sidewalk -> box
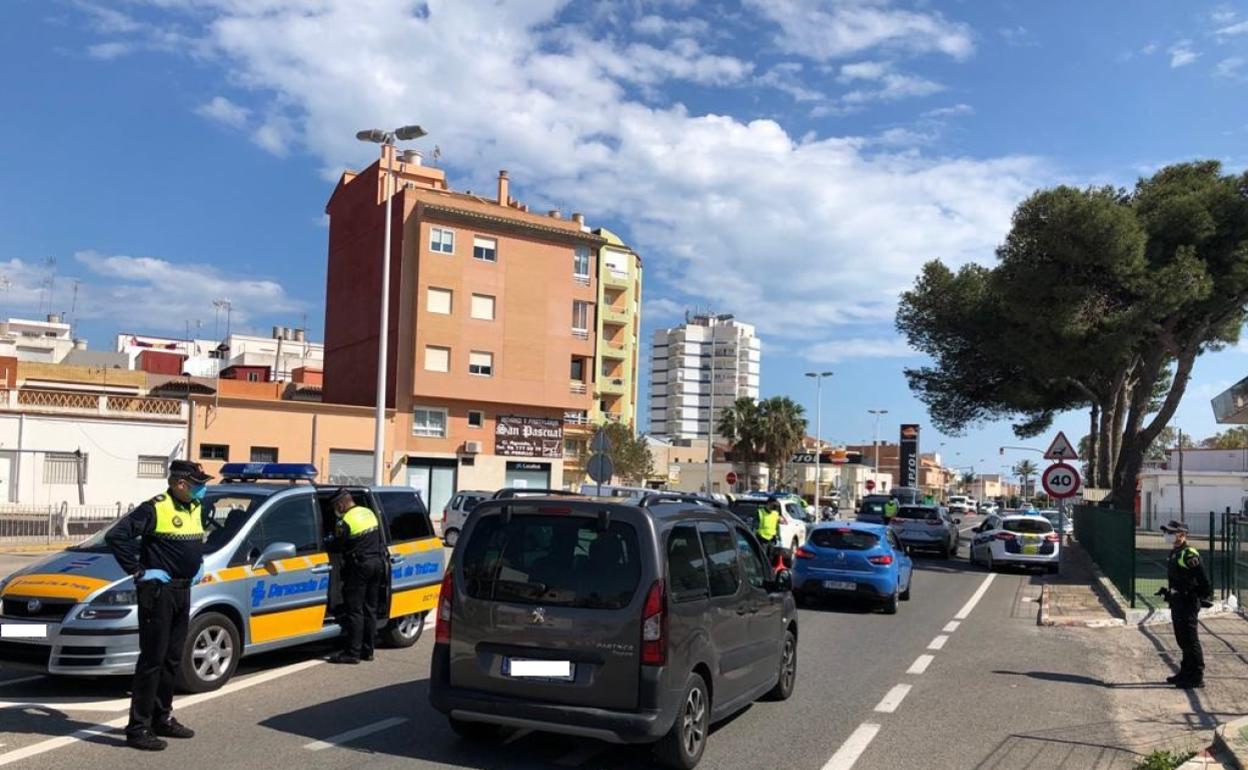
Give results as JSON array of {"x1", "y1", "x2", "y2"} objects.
[{"x1": 1039, "y1": 542, "x2": 1128, "y2": 627}]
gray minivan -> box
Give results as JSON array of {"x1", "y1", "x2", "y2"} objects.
[{"x1": 429, "y1": 494, "x2": 798, "y2": 768}]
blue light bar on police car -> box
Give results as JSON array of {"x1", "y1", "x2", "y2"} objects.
[{"x1": 219, "y1": 463, "x2": 318, "y2": 481}]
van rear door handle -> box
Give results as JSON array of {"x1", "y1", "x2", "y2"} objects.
[
  {"x1": 310, "y1": 565, "x2": 332, "y2": 574},
  {"x1": 389, "y1": 555, "x2": 404, "y2": 564}
]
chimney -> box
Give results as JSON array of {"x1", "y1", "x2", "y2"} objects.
[
  {"x1": 497, "y1": 170, "x2": 509, "y2": 205},
  {"x1": 548, "y1": 209, "x2": 562, "y2": 219},
  {"x1": 572, "y1": 212, "x2": 585, "y2": 225},
  {"x1": 294, "y1": 328, "x2": 306, "y2": 342},
  {"x1": 272, "y1": 325, "x2": 283, "y2": 339},
  {"x1": 401, "y1": 149, "x2": 422, "y2": 166}
]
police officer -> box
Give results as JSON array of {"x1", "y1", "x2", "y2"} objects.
[
  {"x1": 883, "y1": 497, "x2": 899, "y2": 524},
  {"x1": 328, "y1": 488, "x2": 387, "y2": 665},
  {"x1": 105, "y1": 460, "x2": 212, "y2": 751},
  {"x1": 756, "y1": 497, "x2": 781, "y2": 545},
  {"x1": 1158, "y1": 520, "x2": 1213, "y2": 689}
]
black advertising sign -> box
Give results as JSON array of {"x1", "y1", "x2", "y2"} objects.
[
  {"x1": 495, "y1": 416, "x2": 563, "y2": 458},
  {"x1": 899, "y1": 424, "x2": 920, "y2": 488}
]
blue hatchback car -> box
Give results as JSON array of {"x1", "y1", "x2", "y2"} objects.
[{"x1": 791, "y1": 522, "x2": 914, "y2": 614}]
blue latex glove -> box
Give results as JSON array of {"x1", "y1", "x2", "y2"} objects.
[
  {"x1": 192, "y1": 564, "x2": 204, "y2": 584},
  {"x1": 138, "y1": 568, "x2": 171, "y2": 584}
]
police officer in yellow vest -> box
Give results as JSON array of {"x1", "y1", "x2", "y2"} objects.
[
  {"x1": 1158, "y1": 520, "x2": 1213, "y2": 688},
  {"x1": 106, "y1": 460, "x2": 213, "y2": 751},
  {"x1": 328, "y1": 488, "x2": 387, "y2": 665},
  {"x1": 757, "y1": 498, "x2": 781, "y2": 545}
]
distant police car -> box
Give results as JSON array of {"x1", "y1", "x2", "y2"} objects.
[{"x1": 0, "y1": 463, "x2": 443, "y2": 691}]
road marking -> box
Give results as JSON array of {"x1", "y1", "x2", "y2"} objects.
[
  {"x1": 304, "y1": 717, "x2": 408, "y2": 751},
  {"x1": 0, "y1": 695, "x2": 130, "y2": 712},
  {"x1": 954, "y1": 573, "x2": 997, "y2": 620},
  {"x1": 0, "y1": 676, "x2": 44, "y2": 688},
  {"x1": 554, "y1": 743, "x2": 609, "y2": 766},
  {"x1": 873, "y1": 684, "x2": 911, "y2": 714},
  {"x1": 907, "y1": 654, "x2": 934, "y2": 675},
  {"x1": 0, "y1": 658, "x2": 324, "y2": 766},
  {"x1": 928, "y1": 635, "x2": 949, "y2": 651},
  {"x1": 822, "y1": 723, "x2": 881, "y2": 770},
  {"x1": 943, "y1": 621, "x2": 960, "y2": 633}
]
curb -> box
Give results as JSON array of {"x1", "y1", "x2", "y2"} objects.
[{"x1": 1215, "y1": 715, "x2": 1248, "y2": 769}]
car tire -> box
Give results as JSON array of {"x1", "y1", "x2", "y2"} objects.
[
  {"x1": 177, "y1": 611, "x2": 241, "y2": 693},
  {"x1": 448, "y1": 716, "x2": 501, "y2": 742},
  {"x1": 985, "y1": 551, "x2": 996, "y2": 572},
  {"x1": 883, "y1": 588, "x2": 899, "y2": 615},
  {"x1": 382, "y1": 611, "x2": 425, "y2": 648},
  {"x1": 765, "y1": 628, "x2": 798, "y2": 701},
  {"x1": 444, "y1": 528, "x2": 459, "y2": 548},
  {"x1": 900, "y1": 580, "x2": 911, "y2": 601},
  {"x1": 654, "y1": 673, "x2": 710, "y2": 769}
]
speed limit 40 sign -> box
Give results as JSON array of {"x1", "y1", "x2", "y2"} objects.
[{"x1": 1041, "y1": 462, "x2": 1081, "y2": 499}]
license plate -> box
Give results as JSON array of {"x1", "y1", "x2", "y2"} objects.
[
  {"x1": 504, "y1": 658, "x2": 574, "y2": 680},
  {"x1": 1022, "y1": 536, "x2": 1040, "y2": 555},
  {"x1": 0, "y1": 623, "x2": 47, "y2": 639},
  {"x1": 822, "y1": 580, "x2": 856, "y2": 591}
]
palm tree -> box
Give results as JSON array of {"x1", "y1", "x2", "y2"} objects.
[
  {"x1": 1014, "y1": 460, "x2": 1038, "y2": 499},
  {"x1": 717, "y1": 397, "x2": 763, "y2": 461},
  {"x1": 960, "y1": 471, "x2": 975, "y2": 491},
  {"x1": 758, "y1": 396, "x2": 807, "y2": 489}
]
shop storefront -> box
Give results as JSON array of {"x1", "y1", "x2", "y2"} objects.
[
  {"x1": 504, "y1": 460, "x2": 551, "y2": 489},
  {"x1": 406, "y1": 456, "x2": 457, "y2": 517}
]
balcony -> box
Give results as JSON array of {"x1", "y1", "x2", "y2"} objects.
[
  {"x1": 1, "y1": 389, "x2": 187, "y2": 422},
  {"x1": 602, "y1": 270, "x2": 631, "y2": 290},
  {"x1": 601, "y1": 305, "x2": 630, "y2": 324},
  {"x1": 569, "y1": 381, "x2": 588, "y2": 395},
  {"x1": 598, "y1": 378, "x2": 627, "y2": 396},
  {"x1": 602, "y1": 340, "x2": 628, "y2": 359}
]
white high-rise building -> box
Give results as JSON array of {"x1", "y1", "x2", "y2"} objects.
[{"x1": 649, "y1": 314, "x2": 761, "y2": 440}]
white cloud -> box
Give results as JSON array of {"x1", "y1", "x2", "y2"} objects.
[
  {"x1": 195, "y1": 96, "x2": 250, "y2": 129},
  {"x1": 87, "y1": 41, "x2": 134, "y2": 60},
  {"x1": 1215, "y1": 57, "x2": 1246, "y2": 79},
  {"x1": 1212, "y1": 5, "x2": 1239, "y2": 25},
  {"x1": 744, "y1": 0, "x2": 974, "y2": 61},
  {"x1": 79, "y1": 0, "x2": 1042, "y2": 343},
  {"x1": 1169, "y1": 40, "x2": 1199, "y2": 68},
  {"x1": 756, "y1": 63, "x2": 825, "y2": 102},
  {"x1": 998, "y1": 26, "x2": 1036, "y2": 48},
  {"x1": 803, "y1": 337, "x2": 916, "y2": 363},
  {"x1": 631, "y1": 14, "x2": 708, "y2": 38},
  {"x1": 923, "y1": 103, "x2": 974, "y2": 118},
  {"x1": 838, "y1": 60, "x2": 943, "y2": 103}
]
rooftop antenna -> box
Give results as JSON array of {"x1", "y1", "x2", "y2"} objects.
[
  {"x1": 42, "y1": 256, "x2": 56, "y2": 316},
  {"x1": 0, "y1": 275, "x2": 11, "y2": 319},
  {"x1": 212, "y1": 298, "x2": 232, "y2": 339},
  {"x1": 67, "y1": 280, "x2": 80, "y2": 336}
]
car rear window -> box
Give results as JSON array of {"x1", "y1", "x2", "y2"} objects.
[
  {"x1": 1004, "y1": 518, "x2": 1053, "y2": 534},
  {"x1": 729, "y1": 502, "x2": 764, "y2": 528},
  {"x1": 461, "y1": 514, "x2": 641, "y2": 609},
  {"x1": 896, "y1": 507, "x2": 939, "y2": 520},
  {"x1": 811, "y1": 528, "x2": 879, "y2": 550},
  {"x1": 377, "y1": 491, "x2": 433, "y2": 541}
]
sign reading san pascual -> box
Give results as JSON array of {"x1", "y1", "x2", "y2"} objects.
[{"x1": 495, "y1": 415, "x2": 563, "y2": 458}]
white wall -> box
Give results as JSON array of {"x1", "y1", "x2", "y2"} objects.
[
  {"x1": 0, "y1": 414, "x2": 185, "y2": 507},
  {"x1": 1140, "y1": 470, "x2": 1248, "y2": 532}
]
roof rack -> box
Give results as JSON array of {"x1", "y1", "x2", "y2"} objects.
[
  {"x1": 639, "y1": 493, "x2": 725, "y2": 509},
  {"x1": 490, "y1": 488, "x2": 581, "y2": 500},
  {"x1": 219, "y1": 463, "x2": 318, "y2": 484}
]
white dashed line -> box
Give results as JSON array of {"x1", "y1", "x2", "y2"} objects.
[
  {"x1": 822, "y1": 723, "x2": 881, "y2": 770},
  {"x1": 943, "y1": 621, "x2": 960, "y2": 633},
  {"x1": 954, "y1": 573, "x2": 997, "y2": 620},
  {"x1": 873, "y1": 684, "x2": 912, "y2": 714},
  {"x1": 928, "y1": 635, "x2": 949, "y2": 651},
  {"x1": 303, "y1": 717, "x2": 408, "y2": 751},
  {"x1": 906, "y1": 654, "x2": 934, "y2": 675}
]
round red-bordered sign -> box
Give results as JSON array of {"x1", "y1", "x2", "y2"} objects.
[
  {"x1": 726, "y1": 471, "x2": 738, "y2": 485},
  {"x1": 865, "y1": 479, "x2": 876, "y2": 492},
  {"x1": 1041, "y1": 462, "x2": 1082, "y2": 499}
]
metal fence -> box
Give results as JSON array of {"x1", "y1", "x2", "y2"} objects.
[
  {"x1": 1072, "y1": 505, "x2": 1135, "y2": 601},
  {"x1": 1238, "y1": 518, "x2": 1248, "y2": 611},
  {"x1": 0, "y1": 503, "x2": 130, "y2": 546}
]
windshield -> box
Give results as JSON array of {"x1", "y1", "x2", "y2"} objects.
[
  {"x1": 812, "y1": 529, "x2": 879, "y2": 550},
  {"x1": 1004, "y1": 518, "x2": 1053, "y2": 534},
  {"x1": 68, "y1": 491, "x2": 269, "y2": 554}
]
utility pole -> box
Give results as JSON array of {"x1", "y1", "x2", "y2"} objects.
[
  {"x1": 806, "y1": 372, "x2": 833, "y2": 516},
  {"x1": 1178, "y1": 426, "x2": 1186, "y2": 524},
  {"x1": 869, "y1": 409, "x2": 888, "y2": 477},
  {"x1": 705, "y1": 315, "x2": 715, "y2": 496}
]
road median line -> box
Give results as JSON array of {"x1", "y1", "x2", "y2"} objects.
[
  {"x1": 303, "y1": 716, "x2": 408, "y2": 751},
  {"x1": 822, "y1": 723, "x2": 881, "y2": 770},
  {"x1": 906, "y1": 654, "x2": 934, "y2": 675}
]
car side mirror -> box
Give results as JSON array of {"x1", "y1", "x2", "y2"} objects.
[
  {"x1": 254, "y1": 541, "x2": 297, "y2": 570},
  {"x1": 772, "y1": 569, "x2": 793, "y2": 592}
]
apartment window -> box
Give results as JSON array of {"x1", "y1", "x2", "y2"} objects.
[
  {"x1": 470, "y1": 293, "x2": 495, "y2": 320},
  {"x1": 564, "y1": 439, "x2": 584, "y2": 458},
  {"x1": 570, "y1": 357, "x2": 585, "y2": 381},
  {"x1": 413, "y1": 407, "x2": 448, "y2": 438},
  {"x1": 430, "y1": 227, "x2": 455, "y2": 254},
  {"x1": 572, "y1": 301, "x2": 591, "y2": 335},
  {"x1": 427, "y1": 287, "x2": 452, "y2": 315},
  {"x1": 424, "y1": 345, "x2": 450, "y2": 373},
  {"x1": 137, "y1": 455, "x2": 168, "y2": 479},
  {"x1": 200, "y1": 444, "x2": 229, "y2": 461},
  {"x1": 573, "y1": 246, "x2": 591, "y2": 281},
  {"x1": 473, "y1": 236, "x2": 497, "y2": 262},
  {"x1": 44, "y1": 452, "x2": 87, "y2": 484},
  {"x1": 467, "y1": 410, "x2": 484, "y2": 428},
  {"x1": 247, "y1": 371, "x2": 262, "y2": 382},
  {"x1": 468, "y1": 351, "x2": 494, "y2": 377},
  {"x1": 250, "y1": 447, "x2": 279, "y2": 463}
]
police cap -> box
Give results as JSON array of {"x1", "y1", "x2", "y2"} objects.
[
  {"x1": 331, "y1": 488, "x2": 354, "y2": 506},
  {"x1": 1160, "y1": 519, "x2": 1190, "y2": 534},
  {"x1": 169, "y1": 460, "x2": 213, "y2": 484}
]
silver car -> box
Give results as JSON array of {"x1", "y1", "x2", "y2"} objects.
[
  {"x1": 889, "y1": 505, "x2": 961, "y2": 558},
  {"x1": 0, "y1": 465, "x2": 443, "y2": 692},
  {"x1": 441, "y1": 490, "x2": 490, "y2": 547}
]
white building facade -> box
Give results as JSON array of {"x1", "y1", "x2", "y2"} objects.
[
  {"x1": 649, "y1": 314, "x2": 761, "y2": 440},
  {"x1": 116, "y1": 327, "x2": 324, "y2": 381},
  {"x1": 0, "y1": 316, "x2": 81, "y2": 364}
]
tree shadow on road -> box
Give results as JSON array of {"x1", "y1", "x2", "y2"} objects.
[{"x1": 990, "y1": 669, "x2": 1173, "y2": 689}]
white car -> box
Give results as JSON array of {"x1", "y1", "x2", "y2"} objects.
[
  {"x1": 946, "y1": 495, "x2": 971, "y2": 515},
  {"x1": 728, "y1": 497, "x2": 810, "y2": 553},
  {"x1": 441, "y1": 489, "x2": 491, "y2": 546},
  {"x1": 968, "y1": 514, "x2": 1060, "y2": 573}
]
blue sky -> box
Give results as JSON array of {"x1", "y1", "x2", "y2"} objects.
[{"x1": 1, "y1": 0, "x2": 1247, "y2": 480}]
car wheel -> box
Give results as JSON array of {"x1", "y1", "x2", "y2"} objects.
[
  {"x1": 444, "y1": 528, "x2": 459, "y2": 547},
  {"x1": 985, "y1": 551, "x2": 996, "y2": 573},
  {"x1": 382, "y1": 611, "x2": 425, "y2": 648},
  {"x1": 765, "y1": 629, "x2": 797, "y2": 701},
  {"x1": 900, "y1": 578, "x2": 911, "y2": 601},
  {"x1": 177, "y1": 611, "x2": 240, "y2": 693},
  {"x1": 883, "y1": 588, "x2": 899, "y2": 615},
  {"x1": 448, "y1": 716, "x2": 501, "y2": 742},
  {"x1": 655, "y1": 673, "x2": 710, "y2": 769}
]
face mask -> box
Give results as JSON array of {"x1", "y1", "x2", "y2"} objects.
[
  {"x1": 1164, "y1": 533, "x2": 1176, "y2": 546},
  {"x1": 190, "y1": 483, "x2": 207, "y2": 502}
]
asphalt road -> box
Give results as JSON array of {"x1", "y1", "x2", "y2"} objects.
[{"x1": 0, "y1": 531, "x2": 1138, "y2": 769}]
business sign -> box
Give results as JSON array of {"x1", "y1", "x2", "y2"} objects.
[
  {"x1": 790, "y1": 450, "x2": 864, "y2": 465},
  {"x1": 495, "y1": 416, "x2": 563, "y2": 458},
  {"x1": 899, "y1": 424, "x2": 920, "y2": 488}
]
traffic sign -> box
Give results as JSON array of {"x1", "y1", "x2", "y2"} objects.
[
  {"x1": 726, "y1": 471, "x2": 738, "y2": 485},
  {"x1": 1041, "y1": 462, "x2": 1081, "y2": 498},
  {"x1": 865, "y1": 479, "x2": 876, "y2": 492},
  {"x1": 590, "y1": 428, "x2": 613, "y2": 454},
  {"x1": 587, "y1": 454, "x2": 614, "y2": 484},
  {"x1": 1044, "y1": 431, "x2": 1078, "y2": 461}
]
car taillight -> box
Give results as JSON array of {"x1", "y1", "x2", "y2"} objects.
[
  {"x1": 868, "y1": 554, "x2": 893, "y2": 566},
  {"x1": 641, "y1": 579, "x2": 666, "y2": 666},
  {"x1": 795, "y1": 546, "x2": 815, "y2": 560},
  {"x1": 1044, "y1": 533, "x2": 1060, "y2": 542},
  {"x1": 995, "y1": 532, "x2": 1016, "y2": 541},
  {"x1": 435, "y1": 568, "x2": 453, "y2": 645}
]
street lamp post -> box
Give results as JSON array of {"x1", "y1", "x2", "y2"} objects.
[
  {"x1": 868, "y1": 409, "x2": 888, "y2": 475},
  {"x1": 806, "y1": 371, "x2": 833, "y2": 516},
  {"x1": 706, "y1": 316, "x2": 715, "y2": 495},
  {"x1": 356, "y1": 124, "x2": 427, "y2": 485}
]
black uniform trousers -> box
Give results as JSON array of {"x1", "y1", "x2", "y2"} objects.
[
  {"x1": 128, "y1": 580, "x2": 191, "y2": 736},
  {"x1": 1171, "y1": 595, "x2": 1205, "y2": 681},
  {"x1": 342, "y1": 557, "x2": 385, "y2": 658}
]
